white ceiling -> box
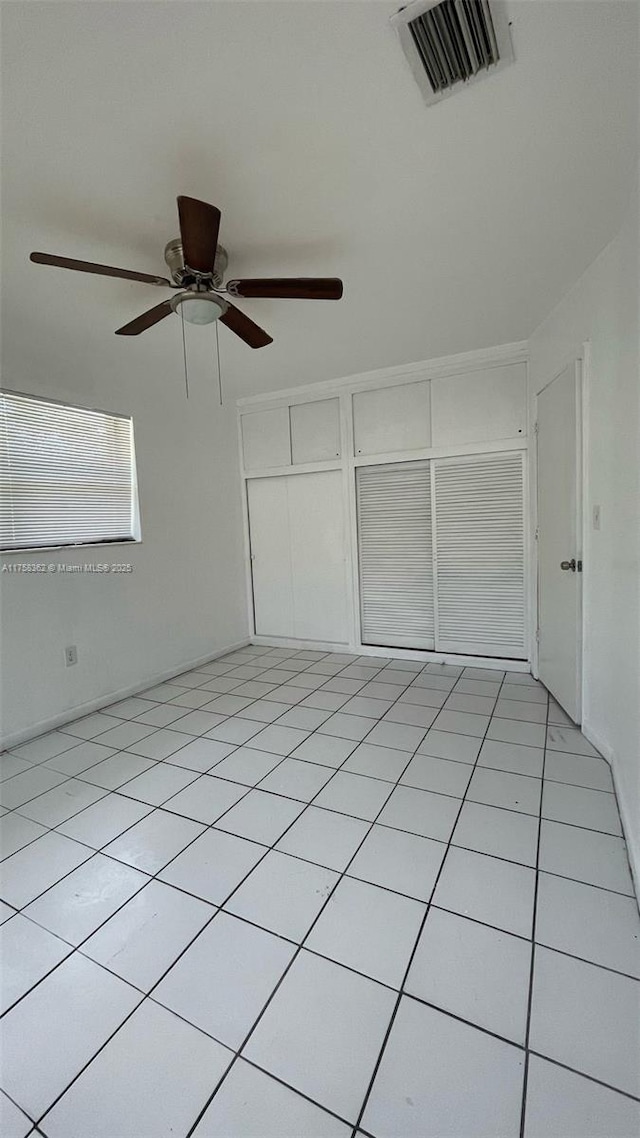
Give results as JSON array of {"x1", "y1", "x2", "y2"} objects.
[{"x1": 2, "y1": 0, "x2": 638, "y2": 399}]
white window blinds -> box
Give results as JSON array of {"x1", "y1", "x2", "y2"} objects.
[
  {"x1": 433, "y1": 452, "x2": 525, "y2": 657},
  {"x1": 357, "y1": 462, "x2": 435, "y2": 649},
  {"x1": 0, "y1": 390, "x2": 140, "y2": 552}
]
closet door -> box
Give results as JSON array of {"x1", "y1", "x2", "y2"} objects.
[
  {"x1": 288, "y1": 471, "x2": 348, "y2": 643},
  {"x1": 433, "y1": 452, "x2": 526, "y2": 658},
  {"x1": 356, "y1": 462, "x2": 434, "y2": 649},
  {"x1": 247, "y1": 478, "x2": 294, "y2": 637},
  {"x1": 248, "y1": 471, "x2": 348, "y2": 643}
]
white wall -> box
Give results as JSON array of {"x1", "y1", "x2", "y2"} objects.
[
  {"x1": 528, "y1": 178, "x2": 640, "y2": 881},
  {"x1": 0, "y1": 323, "x2": 249, "y2": 746}
]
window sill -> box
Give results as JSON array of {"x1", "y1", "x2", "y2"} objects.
[{"x1": 1, "y1": 539, "x2": 142, "y2": 556}]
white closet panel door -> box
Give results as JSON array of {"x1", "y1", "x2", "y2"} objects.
[
  {"x1": 241, "y1": 408, "x2": 291, "y2": 471},
  {"x1": 288, "y1": 471, "x2": 348, "y2": 643},
  {"x1": 433, "y1": 452, "x2": 526, "y2": 659},
  {"x1": 353, "y1": 382, "x2": 431, "y2": 456},
  {"x1": 430, "y1": 363, "x2": 526, "y2": 447},
  {"x1": 357, "y1": 462, "x2": 434, "y2": 649},
  {"x1": 247, "y1": 478, "x2": 294, "y2": 637},
  {"x1": 290, "y1": 399, "x2": 341, "y2": 464}
]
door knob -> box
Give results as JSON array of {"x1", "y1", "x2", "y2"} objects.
[{"x1": 560, "y1": 559, "x2": 576, "y2": 572}]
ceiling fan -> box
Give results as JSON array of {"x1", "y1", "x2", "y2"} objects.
[{"x1": 30, "y1": 196, "x2": 343, "y2": 349}]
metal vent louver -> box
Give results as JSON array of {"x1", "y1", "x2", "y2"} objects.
[{"x1": 391, "y1": 0, "x2": 514, "y2": 106}]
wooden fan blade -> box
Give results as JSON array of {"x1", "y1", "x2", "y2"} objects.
[
  {"x1": 177, "y1": 196, "x2": 221, "y2": 275},
  {"x1": 115, "y1": 300, "x2": 174, "y2": 336},
  {"x1": 30, "y1": 252, "x2": 170, "y2": 286},
  {"x1": 227, "y1": 277, "x2": 343, "y2": 300},
  {"x1": 220, "y1": 302, "x2": 273, "y2": 349}
]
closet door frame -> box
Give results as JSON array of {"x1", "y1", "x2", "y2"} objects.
[{"x1": 238, "y1": 376, "x2": 532, "y2": 669}]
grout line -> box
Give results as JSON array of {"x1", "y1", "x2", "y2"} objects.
[
  {"x1": 521, "y1": 940, "x2": 640, "y2": 983},
  {"x1": 233, "y1": 1053, "x2": 355, "y2": 1130},
  {"x1": 525, "y1": 1050, "x2": 640, "y2": 1104},
  {"x1": 518, "y1": 677, "x2": 550, "y2": 1138},
  {"x1": 0, "y1": 1089, "x2": 37, "y2": 1129},
  {"x1": 400, "y1": 990, "x2": 526, "y2": 1050}
]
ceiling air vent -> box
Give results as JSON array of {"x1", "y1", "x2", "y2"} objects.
[{"x1": 391, "y1": 0, "x2": 514, "y2": 107}]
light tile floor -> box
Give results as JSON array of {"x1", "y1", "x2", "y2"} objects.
[{"x1": 1, "y1": 644, "x2": 639, "y2": 1138}]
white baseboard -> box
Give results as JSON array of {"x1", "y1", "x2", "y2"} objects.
[
  {"x1": 615, "y1": 780, "x2": 640, "y2": 907},
  {"x1": 581, "y1": 719, "x2": 640, "y2": 904},
  {"x1": 251, "y1": 636, "x2": 529, "y2": 672},
  {"x1": 346, "y1": 647, "x2": 529, "y2": 671},
  {"x1": 251, "y1": 635, "x2": 351, "y2": 653},
  {"x1": 580, "y1": 720, "x2": 613, "y2": 765},
  {"x1": 1, "y1": 637, "x2": 251, "y2": 751}
]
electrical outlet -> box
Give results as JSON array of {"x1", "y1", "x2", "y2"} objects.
[
  {"x1": 593, "y1": 505, "x2": 601, "y2": 531},
  {"x1": 64, "y1": 645, "x2": 78, "y2": 667}
]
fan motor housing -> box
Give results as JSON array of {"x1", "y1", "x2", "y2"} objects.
[{"x1": 164, "y1": 239, "x2": 228, "y2": 288}]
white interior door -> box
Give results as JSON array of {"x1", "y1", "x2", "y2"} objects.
[
  {"x1": 247, "y1": 477, "x2": 294, "y2": 638},
  {"x1": 288, "y1": 470, "x2": 348, "y2": 642},
  {"x1": 247, "y1": 471, "x2": 348, "y2": 643},
  {"x1": 537, "y1": 361, "x2": 582, "y2": 722}
]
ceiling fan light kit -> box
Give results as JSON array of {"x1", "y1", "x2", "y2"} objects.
[
  {"x1": 29, "y1": 195, "x2": 343, "y2": 350},
  {"x1": 170, "y1": 291, "x2": 227, "y2": 325}
]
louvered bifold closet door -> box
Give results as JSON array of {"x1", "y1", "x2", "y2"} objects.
[
  {"x1": 433, "y1": 452, "x2": 526, "y2": 658},
  {"x1": 357, "y1": 462, "x2": 434, "y2": 649}
]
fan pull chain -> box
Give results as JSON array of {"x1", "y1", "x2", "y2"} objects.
[
  {"x1": 180, "y1": 306, "x2": 189, "y2": 400},
  {"x1": 215, "y1": 320, "x2": 223, "y2": 405}
]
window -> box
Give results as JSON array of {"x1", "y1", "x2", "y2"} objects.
[{"x1": 0, "y1": 390, "x2": 140, "y2": 552}]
